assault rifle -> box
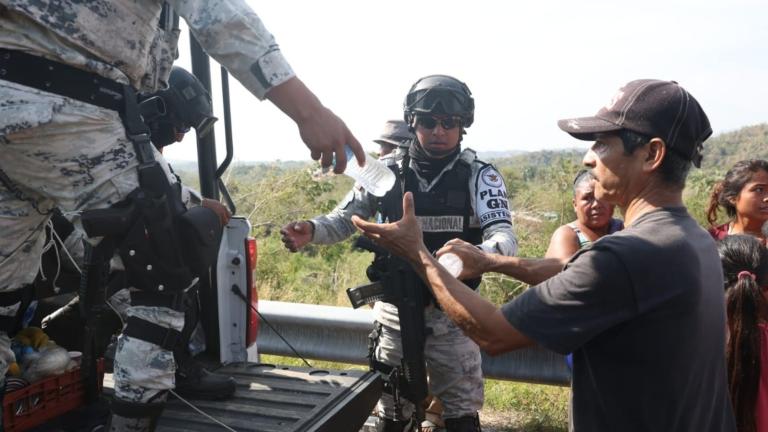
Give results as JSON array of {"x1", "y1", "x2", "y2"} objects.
[{"x1": 347, "y1": 236, "x2": 428, "y2": 416}]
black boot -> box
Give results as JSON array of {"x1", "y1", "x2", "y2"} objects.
[
  {"x1": 445, "y1": 413, "x2": 482, "y2": 432},
  {"x1": 382, "y1": 418, "x2": 416, "y2": 432},
  {"x1": 174, "y1": 354, "x2": 236, "y2": 400},
  {"x1": 171, "y1": 289, "x2": 236, "y2": 401},
  {"x1": 107, "y1": 398, "x2": 166, "y2": 432}
]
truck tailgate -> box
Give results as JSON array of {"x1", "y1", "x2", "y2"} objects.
[{"x1": 157, "y1": 363, "x2": 381, "y2": 432}]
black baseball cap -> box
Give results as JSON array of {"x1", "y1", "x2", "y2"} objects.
[{"x1": 558, "y1": 79, "x2": 712, "y2": 167}]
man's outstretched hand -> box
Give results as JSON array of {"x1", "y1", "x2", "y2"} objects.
[{"x1": 351, "y1": 192, "x2": 424, "y2": 264}]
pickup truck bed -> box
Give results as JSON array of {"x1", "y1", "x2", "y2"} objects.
[{"x1": 154, "y1": 363, "x2": 381, "y2": 432}]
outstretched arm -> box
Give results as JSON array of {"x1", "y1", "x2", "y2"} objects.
[
  {"x1": 173, "y1": 0, "x2": 365, "y2": 173},
  {"x1": 436, "y1": 240, "x2": 564, "y2": 285},
  {"x1": 266, "y1": 77, "x2": 364, "y2": 173},
  {"x1": 352, "y1": 193, "x2": 534, "y2": 355}
]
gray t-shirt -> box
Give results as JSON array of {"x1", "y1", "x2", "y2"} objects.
[{"x1": 502, "y1": 207, "x2": 736, "y2": 431}]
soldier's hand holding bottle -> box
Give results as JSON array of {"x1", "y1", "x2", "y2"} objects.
[{"x1": 266, "y1": 77, "x2": 365, "y2": 174}]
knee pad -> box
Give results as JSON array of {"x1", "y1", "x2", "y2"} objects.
[
  {"x1": 445, "y1": 413, "x2": 481, "y2": 432},
  {"x1": 122, "y1": 316, "x2": 182, "y2": 352},
  {"x1": 121, "y1": 291, "x2": 185, "y2": 351},
  {"x1": 131, "y1": 289, "x2": 199, "y2": 359}
]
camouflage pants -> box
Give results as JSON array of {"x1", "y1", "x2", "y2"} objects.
[
  {"x1": 373, "y1": 303, "x2": 484, "y2": 421},
  {"x1": 0, "y1": 79, "x2": 183, "y2": 404}
]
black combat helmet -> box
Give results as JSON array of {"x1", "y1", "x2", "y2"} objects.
[
  {"x1": 140, "y1": 66, "x2": 218, "y2": 149},
  {"x1": 403, "y1": 74, "x2": 474, "y2": 128}
]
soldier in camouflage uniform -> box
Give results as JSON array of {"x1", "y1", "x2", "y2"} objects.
[
  {"x1": 0, "y1": 1, "x2": 364, "y2": 430},
  {"x1": 39, "y1": 66, "x2": 238, "y2": 401},
  {"x1": 281, "y1": 76, "x2": 518, "y2": 432}
]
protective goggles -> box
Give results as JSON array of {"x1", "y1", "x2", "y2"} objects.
[
  {"x1": 193, "y1": 115, "x2": 218, "y2": 138},
  {"x1": 406, "y1": 88, "x2": 472, "y2": 116},
  {"x1": 174, "y1": 115, "x2": 217, "y2": 138},
  {"x1": 415, "y1": 115, "x2": 463, "y2": 130}
]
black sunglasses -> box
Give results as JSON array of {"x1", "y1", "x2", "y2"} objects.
[{"x1": 416, "y1": 116, "x2": 463, "y2": 130}]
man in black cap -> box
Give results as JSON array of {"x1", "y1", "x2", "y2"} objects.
[{"x1": 352, "y1": 79, "x2": 737, "y2": 431}]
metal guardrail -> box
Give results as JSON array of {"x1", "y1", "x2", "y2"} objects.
[{"x1": 255, "y1": 300, "x2": 570, "y2": 386}]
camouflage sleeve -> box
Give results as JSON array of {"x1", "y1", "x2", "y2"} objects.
[
  {"x1": 180, "y1": 184, "x2": 202, "y2": 208},
  {"x1": 310, "y1": 186, "x2": 378, "y2": 245},
  {"x1": 471, "y1": 163, "x2": 518, "y2": 257},
  {"x1": 480, "y1": 223, "x2": 518, "y2": 257},
  {"x1": 171, "y1": 0, "x2": 295, "y2": 100}
]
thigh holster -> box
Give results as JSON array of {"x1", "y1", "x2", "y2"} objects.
[
  {"x1": 117, "y1": 190, "x2": 195, "y2": 293},
  {"x1": 82, "y1": 189, "x2": 222, "y2": 294}
]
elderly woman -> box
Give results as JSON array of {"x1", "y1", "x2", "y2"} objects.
[{"x1": 546, "y1": 170, "x2": 623, "y2": 262}]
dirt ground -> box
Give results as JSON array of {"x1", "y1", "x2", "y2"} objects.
[
  {"x1": 479, "y1": 408, "x2": 522, "y2": 431},
  {"x1": 479, "y1": 408, "x2": 564, "y2": 432}
]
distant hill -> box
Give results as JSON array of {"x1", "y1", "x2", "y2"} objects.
[
  {"x1": 700, "y1": 123, "x2": 768, "y2": 169},
  {"x1": 477, "y1": 149, "x2": 527, "y2": 160},
  {"x1": 168, "y1": 159, "x2": 313, "y2": 179},
  {"x1": 489, "y1": 124, "x2": 768, "y2": 171},
  {"x1": 489, "y1": 148, "x2": 586, "y2": 167},
  {"x1": 168, "y1": 124, "x2": 767, "y2": 174}
]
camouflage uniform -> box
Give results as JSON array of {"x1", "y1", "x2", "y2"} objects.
[
  {"x1": 310, "y1": 148, "x2": 517, "y2": 421},
  {"x1": 0, "y1": 0, "x2": 294, "y2": 417}
]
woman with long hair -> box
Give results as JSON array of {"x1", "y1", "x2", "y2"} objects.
[
  {"x1": 719, "y1": 234, "x2": 768, "y2": 432},
  {"x1": 708, "y1": 160, "x2": 768, "y2": 242}
]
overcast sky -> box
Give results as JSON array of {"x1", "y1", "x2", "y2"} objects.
[{"x1": 164, "y1": 0, "x2": 767, "y2": 164}]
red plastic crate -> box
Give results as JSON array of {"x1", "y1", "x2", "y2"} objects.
[{"x1": 3, "y1": 360, "x2": 104, "y2": 432}]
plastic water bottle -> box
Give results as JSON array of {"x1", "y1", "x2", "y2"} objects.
[
  {"x1": 341, "y1": 146, "x2": 395, "y2": 197},
  {"x1": 438, "y1": 253, "x2": 463, "y2": 278}
]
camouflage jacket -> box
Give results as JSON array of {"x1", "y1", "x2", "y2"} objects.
[
  {"x1": 0, "y1": 0, "x2": 294, "y2": 96},
  {"x1": 311, "y1": 148, "x2": 518, "y2": 257}
]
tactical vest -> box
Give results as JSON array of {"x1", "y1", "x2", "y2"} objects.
[{"x1": 378, "y1": 151, "x2": 483, "y2": 290}]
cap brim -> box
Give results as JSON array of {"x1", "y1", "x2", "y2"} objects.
[
  {"x1": 374, "y1": 138, "x2": 411, "y2": 148},
  {"x1": 557, "y1": 116, "x2": 622, "y2": 141},
  {"x1": 374, "y1": 138, "x2": 398, "y2": 147}
]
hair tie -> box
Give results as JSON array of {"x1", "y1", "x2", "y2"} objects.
[{"x1": 738, "y1": 271, "x2": 757, "y2": 281}]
